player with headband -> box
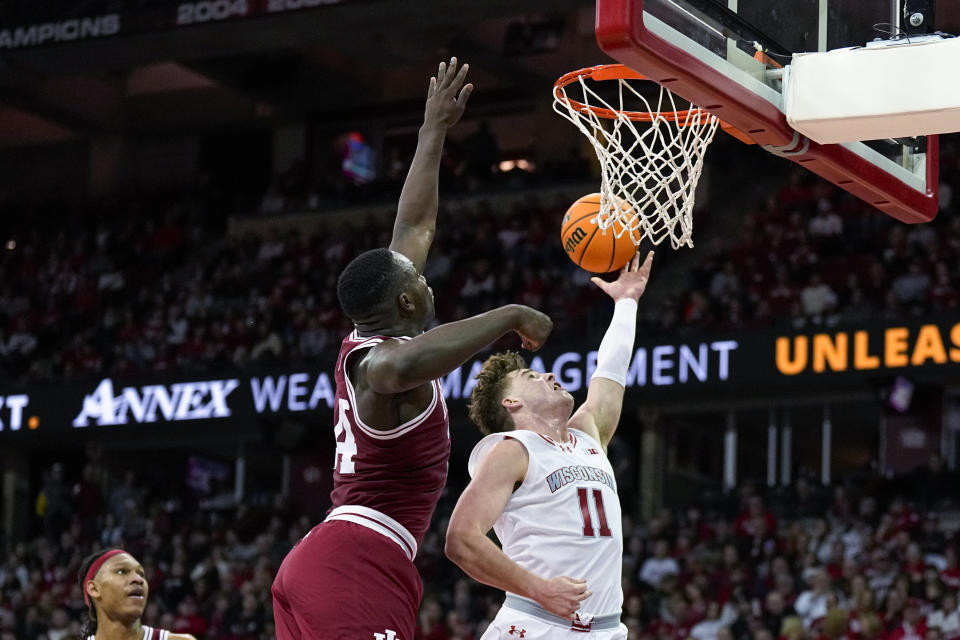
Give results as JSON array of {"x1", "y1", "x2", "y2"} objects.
[{"x1": 79, "y1": 549, "x2": 196, "y2": 640}]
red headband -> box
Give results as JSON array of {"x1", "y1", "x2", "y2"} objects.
[{"x1": 83, "y1": 549, "x2": 127, "y2": 607}]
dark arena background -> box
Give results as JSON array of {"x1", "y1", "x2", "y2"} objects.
[{"x1": 2, "y1": 0, "x2": 960, "y2": 638}]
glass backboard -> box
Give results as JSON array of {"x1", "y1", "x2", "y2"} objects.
[{"x1": 596, "y1": 0, "x2": 939, "y2": 223}]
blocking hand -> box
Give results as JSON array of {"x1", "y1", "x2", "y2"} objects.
[{"x1": 425, "y1": 57, "x2": 473, "y2": 131}]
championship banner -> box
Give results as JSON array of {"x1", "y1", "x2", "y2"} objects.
[
  {"x1": 0, "y1": 0, "x2": 342, "y2": 50},
  {"x1": 2, "y1": 316, "x2": 960, "y2": 441}
]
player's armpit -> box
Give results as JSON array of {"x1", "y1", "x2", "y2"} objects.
[
  {"x1": 447, "y1": 438, "x2": 591, "y2": 619},
  {"x1": 448, "y1": 438, "x2": 528, "y2": 539},
  {"x1": 568, "y1": 376, "x2": 625, "y2": 452},
  {"x1": 359, "y1": 338, "x2": 414, "y2": 394},
  {"x1": 445, "y1": 438, "x2": 528, "y2": 577}
]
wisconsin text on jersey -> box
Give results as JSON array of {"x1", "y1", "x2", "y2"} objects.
[{"x1": 545, "y1": 464, "x2": 616, "y2": 494}]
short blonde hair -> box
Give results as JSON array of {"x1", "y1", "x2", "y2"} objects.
[{"x1": 467, "y1": 352, "x2": 526, "y2": 435}]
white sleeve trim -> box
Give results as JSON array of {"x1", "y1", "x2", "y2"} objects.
[{"x1": 591, "y1": 298, "x2": 638, "y2": 387}]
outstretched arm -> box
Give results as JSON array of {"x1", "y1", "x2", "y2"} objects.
[
  {"x1": 363, "y1": 305, "x2": 552, "y2": 394},
  {"x1": 445, "y1": 439, "x2": 591, "y2": 620},
  {"x1": 389, "y1": 57, "x2": 473, "y2": 274},
  {"x1": 569, "y1": 251, "x2": 653, "y2": 451}
]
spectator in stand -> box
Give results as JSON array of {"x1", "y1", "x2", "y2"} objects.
[
  {"x1": 789, "y1": 477, "x2": 824, "y2": 520},
  {"x1": 927, "y1": 592, "x2": 960, "y2": 640},
  {"x1": 6, "y1": 152, "x2": 960, "y2": 383},
  {"x1": 887, "y1": 599, "x2": 928, "y2": 640},
  {"x1": 808, "y1": 201, "x2": 843, "y2": 239},
  {"x1": 38, "y1": 463, "x2": 71, "y2": 534},
  {"x1": 800, "y1": 273, "x2": 838, "y2": 318},
  {"x1": 780, "y1": 616, "x2": 806, "y2": 640},
  {"x1": 710, "y1": 260, "x2": 741, "y2": 299},
  {"x1": 641, "y1": 539, "x2": 681, "y2": 589},
  {"x1": 892, "y1": 260, "x2": 932, "y2": 306},
  {"x1": 859, "y1": 613, "x2": 885, "y2": 640},
  {"x1": 808, "y1": 200, "x2": 844, "y2": 256},
  {"x1": 691, "y1": 600, "x2": 739, "y2": 640},
  {"x1": 736, "y1": 495, "x2": 778, "y2": 540},
  {"x1": 929, "y1": 263, "x2": 959, "y2": 311},
  {"x1": 940, "y1": 546, "x2": 960, "y2": 591},
  {"x1": 763, "y1": 589, "x2": 796, "y2": 638},
  {"x1": 794, "y1": 568, "x2": 839, "y2": 629},
  {"x1": 7, "y1": 443, "x2": 960, "y2": 640},
  {"x1": 821, "y1": 607, "x2": 852, "y2": 640}
]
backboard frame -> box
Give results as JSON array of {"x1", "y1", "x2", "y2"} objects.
[{"x1": 595, "y1": 0, "x2": 939, "y2": 223}]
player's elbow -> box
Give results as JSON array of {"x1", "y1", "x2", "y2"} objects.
[{"x1": 444, "y1": 522, "x2": 474, "y2": 568}]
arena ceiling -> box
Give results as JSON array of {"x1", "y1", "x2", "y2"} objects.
[
  {"x1": 0, "y1": 0, "x2": 957, "y2": 148},
  {"x1": 0, "y1": 0, "x2": 601, "y2": 146}
]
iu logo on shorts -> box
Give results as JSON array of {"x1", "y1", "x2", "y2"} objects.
[
  {"x1": 508, "y1": 626, "x2": 526, "y2": 637},
  {"x1": 373, "y1": 630, "x2": 398, "y2": 640}
]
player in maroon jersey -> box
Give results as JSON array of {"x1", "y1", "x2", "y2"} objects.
[
  {"x1": 271, "y1": 58, "x2": 554, "y2": 640},
  {"x1": 79, "y1": 548, "x2": 196, "y2": 640}
]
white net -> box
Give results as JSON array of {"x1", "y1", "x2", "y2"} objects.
[{"x1": 553, "y1": 67, "x2": 720, "y2": 249}]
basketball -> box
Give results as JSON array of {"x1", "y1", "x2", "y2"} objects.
[{"x1": 560, "y1": 193, "x2": 636, "y2": 273}]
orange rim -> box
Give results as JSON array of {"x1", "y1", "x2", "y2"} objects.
[{"x1": 554, "y1": 64, "x2": 714, "y2": 125}]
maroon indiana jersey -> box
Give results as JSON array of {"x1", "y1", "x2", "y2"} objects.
[{"x1": 328, "y1": 330, "x2": 450, "y2": 547}]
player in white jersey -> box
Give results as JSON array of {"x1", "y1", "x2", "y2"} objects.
[{"x1": 446, "y1": 250, "x2": 653, "y2": 638}]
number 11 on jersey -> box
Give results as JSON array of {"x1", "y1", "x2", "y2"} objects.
[
  {"x1": 333, "y1": 398, "x2": 357, "y2": 474},
  {"x1": 577, "y1": 487, "x2": 612, "y2": 537}
]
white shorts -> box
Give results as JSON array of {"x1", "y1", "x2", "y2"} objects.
[{"x1": 480, "y1": 606, "x2": 628, "y2": 640}]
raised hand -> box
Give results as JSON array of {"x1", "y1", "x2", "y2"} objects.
[
  {"x1": 532, "y1": 575, "x2": 591, "y2": 620},
  {"x1": 425, "y1": 57, "x2": 473, "y2": 131},
  {"x1": 513, "y1": 305, "x2": 553, "y2": 352},
  {"x1": 590, "y1": 251, "x2": 654, "y2": 302}
]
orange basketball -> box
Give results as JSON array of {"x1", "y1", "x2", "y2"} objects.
[{"x1": 560, "y1": 193, "x2": 636, "y2": 273}]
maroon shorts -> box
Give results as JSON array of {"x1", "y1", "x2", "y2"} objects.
[{"x1": 272, "y1": 520, "x2": 423, "y2": 640}]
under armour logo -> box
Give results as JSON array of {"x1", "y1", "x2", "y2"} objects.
[
  {"x1": 508, "y1": 626, "x2": 526, "y2": 637},
  {"x1": 373, "y1": 631, "x2": 399, "y2": 640},
  {"x1": 571, "y1": 612, "x2": 594, "y2": 632}
]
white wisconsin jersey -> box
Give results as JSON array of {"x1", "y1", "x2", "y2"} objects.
[{"x1": 469, "y1": 428, "x2": 623, "y2": 618}]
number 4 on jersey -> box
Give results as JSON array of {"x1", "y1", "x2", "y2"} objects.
[
  {"x1": 333, "y1": 398, "x2": 357, "y2": 474},
  {"x1": 577, "y1": 487, "x2": 612, "y2": 537}
]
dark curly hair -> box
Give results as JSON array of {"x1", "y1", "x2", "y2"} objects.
[
  {"x1": 468, "y1": 351, "x2": 526, "y2": 435},
  {"x1": 336, "y1": 248, "x2": 407, "y2": 321}
]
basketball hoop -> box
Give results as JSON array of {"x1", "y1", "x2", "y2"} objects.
[{"x1": 553, "y1": 64, "x2": 720, "y2": 249}]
